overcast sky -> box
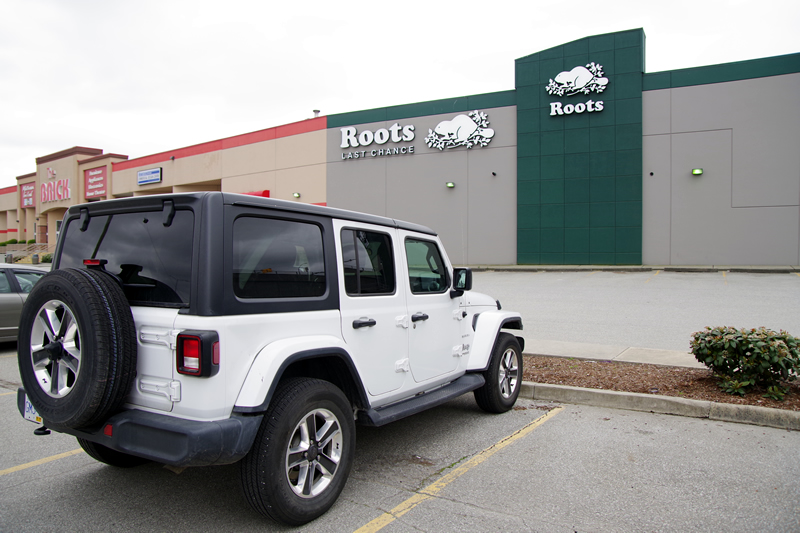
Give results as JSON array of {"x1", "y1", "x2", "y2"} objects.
[{"x1": 1, "y1": 0, "x2": 798, "y2": 188}]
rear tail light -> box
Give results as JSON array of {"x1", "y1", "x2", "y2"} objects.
[{"x1": 177, "y1": 331, "x2": 220, "y2": 377}]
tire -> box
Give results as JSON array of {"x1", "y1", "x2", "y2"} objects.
[
  {"x1": 17, "y1": 268, "x2": 137, "y2": 429},
  {"x1": 77, "y1": 438, "x2": 149, "y2": 468},
  {"x1": 240, "y1": 378, "x2": 355, "y2": 526},
  {"x1": 474, "y1": 333, "x2": 523, "y2": 413}
]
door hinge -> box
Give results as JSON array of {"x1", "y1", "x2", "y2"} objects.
[
  {"x1": 452, "y1": 343, "x2": 470, "y2": 357},
  {"x1": 395, "y1": 358, "x2": 410, "y2": 372},
  {"x1": 139, "y1": 327, "x2": 180, "y2": 349},
  {"x1": 139, "y1": 377, "x2": 181, "y2": 402}
]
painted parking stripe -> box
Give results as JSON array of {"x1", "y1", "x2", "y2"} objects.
[
  {"x1": 0, "y1": 449, "x2": 84, "y2": 477},
  {"x1": 354, "y1": 406, "x2": 564, "y2": 533}
]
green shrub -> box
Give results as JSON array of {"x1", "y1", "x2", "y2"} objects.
[
  {"x1": 690, "y1": 327, "x2": 800, "y2": 400},
  {"x1": 7, "y1": 239, "x2": 17, "y2": 244},
  {"x1": 27, "y1": 239, "x2": 36, "y2": 244},
  {"x1": 41, "y1": 253, "x2": 52, "y2": 263}
]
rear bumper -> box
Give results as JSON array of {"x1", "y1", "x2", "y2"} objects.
[{"x1": 18, "y1": 388, "x2": 262, "y2": 467}]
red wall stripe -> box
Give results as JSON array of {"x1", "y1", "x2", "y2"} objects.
[
  {"x1": 0, "y1": 186, "x2": 17, "y2": 195},
  {"x1": 113, "y1": 116, "x2": 327, "y2": 171}
]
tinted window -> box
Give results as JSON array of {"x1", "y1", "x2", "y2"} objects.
[
  {"x1": 341, "y1": 229, "x2": 395, "y2": 295},
  {"x1": 233, "y1": 217, "x2": 325, "y2": 299},
  {"x1": 59, "y1": 210, "x2": 194, "y2": 306},
  {"x1": 405, "y1": 238, "x2": 449, "y2": 294}
]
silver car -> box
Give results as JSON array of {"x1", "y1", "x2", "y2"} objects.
[{"x1": 0, "y1": 263, "x2": 50, "y2": 341}]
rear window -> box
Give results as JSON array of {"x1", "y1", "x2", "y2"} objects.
[
  {"x1": 58, "y1": 210, "x2": 194, "y2": 306},
  {"x1": 233, "y1": 217, "x2": 326, "y2": 299}
]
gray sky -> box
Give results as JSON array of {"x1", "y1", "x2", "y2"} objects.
[{"x1": 1, "y1": 0, "x2": 798, "y2": 188}]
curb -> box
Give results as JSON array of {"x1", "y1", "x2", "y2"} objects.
[
  {"x1": 520, "y1": 381, "x2": 800, "y2": 431},
  {"x1": 466, "y1": 265, "x2": 799, "y2": 273}
]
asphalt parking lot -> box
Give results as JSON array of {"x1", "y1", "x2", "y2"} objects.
[{"x1": 3, "y1": 271, "x2": 800, "y2": 531}]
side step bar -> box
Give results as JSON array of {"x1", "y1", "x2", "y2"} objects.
[{"x1": 358, "y1": 373, "x2": 485, "y2": 427}]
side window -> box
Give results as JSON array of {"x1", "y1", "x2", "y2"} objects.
[
  {"x1": 341, "y1": 229, "x2": 395, "y2": 295},
  {"x1": 404, "y1": 238, "x2": 449, "y2": 294},
  {"x1": 14, "y1": 271, "x2": 45, "y2": 293},
  {"x1": 233, "y1": 217, "x2": 326, "y2": 299}
]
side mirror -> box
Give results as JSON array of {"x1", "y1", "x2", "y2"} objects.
[{"x1": 450, "y1": 268, "x2": 472, "y2": 298}]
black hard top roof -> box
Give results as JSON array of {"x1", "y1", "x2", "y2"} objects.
[{"x1": 66, "y1": 192, "x2": 438, "y2": 236}]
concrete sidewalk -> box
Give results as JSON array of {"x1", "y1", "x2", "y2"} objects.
[{"x1": 524, "y1": 338, "x2": 706, "y2": 368}]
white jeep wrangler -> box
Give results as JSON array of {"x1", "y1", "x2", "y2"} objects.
[{"x1": 17, "y1": 192, "x2": 523, "y2": 525}]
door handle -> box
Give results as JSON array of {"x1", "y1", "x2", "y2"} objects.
[
  {"x1": 411, "y1": 312, "x2": 429, "y2": 322},
  {"x1": 353, "y1": 318, "x2": 377, "y2": 329}
]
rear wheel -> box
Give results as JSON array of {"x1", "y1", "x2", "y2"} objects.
[
  {"x1": 474, "y1": 333, "x2": 522, "y2": 413},
  {"x1": 77, "y1": 438, "x2": 150, "y2": 468},
  {"x1": 240, "y1": 378, "x2": 355, "y2": 526}
]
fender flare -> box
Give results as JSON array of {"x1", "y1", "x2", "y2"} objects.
[
  {"x1": 233, "y1": 335, "x2": 368, "y2": 414},
  {"x1": 465, "y1": 311, "x2": 524, "y2": 371}
]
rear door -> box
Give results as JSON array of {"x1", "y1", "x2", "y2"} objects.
[{"x1": 335, "y1": 220, "x2": 408, "y2": 396}]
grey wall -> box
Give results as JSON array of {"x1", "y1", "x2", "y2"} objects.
[
  {"x1": 642, "y1": 73, "x2": 800, "y2": 266},
  {"x1": 326, "y1": 106, "x2": 517, "y2": 265}
]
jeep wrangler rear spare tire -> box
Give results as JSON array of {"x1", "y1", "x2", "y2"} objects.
[
  {"x1": 474, "y1": 332, "x2": 522, "y2": 413},
  {"x1": 240, "y1": 378, "x2": 355, "y2": 526},
  {"x1": 17, "y1": 268, "x2": 137, "y2": 429}
]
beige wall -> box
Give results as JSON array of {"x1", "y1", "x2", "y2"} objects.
[
  {"x1": 326, "y1": 106, "x2": 518, "y2": 265},
  {"x1": 642, "y1": 73, "x2": 800, "y2": 265},
  {"x1": 112, "y1": 129, "x2": 327, "y2": 203}
]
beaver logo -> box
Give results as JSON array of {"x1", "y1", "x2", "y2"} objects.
[
  {"x1": 546, "y1": 62, "x2": 608, "y2": 97},
  {"x1": 425, "y1": 110, "x2": 495, "y2": 150}
]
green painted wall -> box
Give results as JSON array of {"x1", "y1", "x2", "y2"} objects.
[
  {"x1": 327, "y1": 91, "x2": 516, "y2": 128},
  {"x1": 643, "y1": 52, "x2": 800, "y2": 90},
  {"x1": 516, "y1": 29, "x2": 644, "y2": 265}
]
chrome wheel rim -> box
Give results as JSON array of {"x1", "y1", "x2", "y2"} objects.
[
  {"x1": 30, "y1": 300, "x2": 82, "y2": 398},
  {"x1": 498, "y1": 348, "x2": 519, "y2": 399},
  {"x1": 285, "y1": 408, "x2": 343, "y2": 498}
]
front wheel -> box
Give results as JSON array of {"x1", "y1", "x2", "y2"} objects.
[
  {"x1": 240, "y1": 378, "x2": 355, "y2": 526},
  {"x1": 474, "y1": 333, "x2": 522, "y2": 413}
]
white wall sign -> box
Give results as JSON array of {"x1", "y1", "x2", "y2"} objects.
[
  {"x1": 339, "y1": 110, "x2": 496, "y2": 161},
  {"x1": 138, "y1": 168, "x2": 162, "y2": 185},
  {"x1": 340, "y1": 123, "x2": 416, "y2": 160},
  {"x1": 425, "y1": 111, "x2": 494, "y2": 150},
  {"x1": 546, "y1": 63, "x2": 608, "y2": 116}
]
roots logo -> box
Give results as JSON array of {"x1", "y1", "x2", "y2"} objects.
[
  {"x1": 546, "y1": 63, "x2": 608, "y2": 96},
  {"x1": 425, "y1": 110, "x2": 495, "y2": 150},
  {"x1": 546, "y1": 62, "x2": 608, "y2": 117}
]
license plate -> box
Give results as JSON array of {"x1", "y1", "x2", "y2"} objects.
[{"x1": 23, "y1": 395, "x2": 42, "y2": 424}]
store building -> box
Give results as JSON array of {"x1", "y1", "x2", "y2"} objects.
[{"x1": 4, "y1": 29, "x2": 799, "y2": 266}]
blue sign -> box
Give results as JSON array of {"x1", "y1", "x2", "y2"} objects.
[{"x1": 138, "y1": 168, "x2": 162, "y2": 185}]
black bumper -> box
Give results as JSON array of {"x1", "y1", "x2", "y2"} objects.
[{"x1": 18, "y1": 388, "x2": 263, "y2": 467}]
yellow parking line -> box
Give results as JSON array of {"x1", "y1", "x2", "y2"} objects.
[
  {"x1": 0, "y1": 448, "x2": 84, "y2": 477},
  {"x1": 0, "y1": 391, "x2": 15, "y2": 396},
  {"x1": 0, "y1": 354, "x2": 16, "y2": 359},
  {"x1": 645, "y1": 270, "x2": 661, "y2": 283},
  {"x1": 354, "y1": 406, "x2": 563, "y2": 533}
]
